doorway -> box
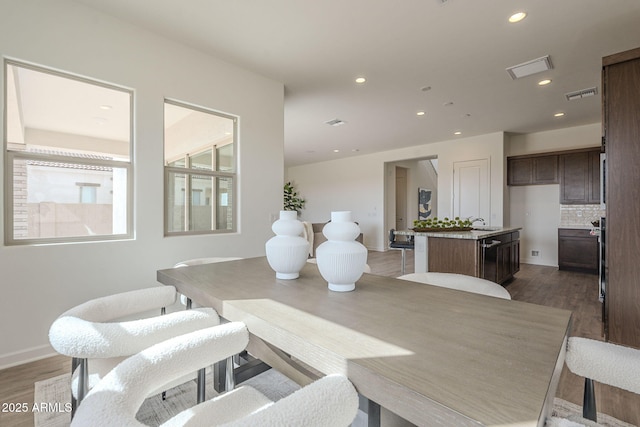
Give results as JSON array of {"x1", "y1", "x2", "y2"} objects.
[{"x1": 395, "y1": 166, "x2": 408, "y2": 232}]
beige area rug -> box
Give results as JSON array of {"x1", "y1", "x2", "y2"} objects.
[
  {"x1": 34, "y1": 372, "x2": 634, "y2": 427},
  {"x1": 34, "y1": 368, "x2": 301, "y2": 427}
]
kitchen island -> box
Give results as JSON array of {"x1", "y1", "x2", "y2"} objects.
[{"x1": 396, "y1": 227, "x2": 522, "y2": 284}]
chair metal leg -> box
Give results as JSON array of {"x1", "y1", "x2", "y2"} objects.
[
  {"x1": 197, "y1": 367, "x2": 206, "y2": 403},
  {"x1": 71, "y1": 357, "x2": 88, "y2": 419},
  {"x1": 70, "y1": 357, "x2": 79, "y2": 418},
  {"x1": 583, "y1": 377, "x2": 597, "y2": 422},
  {"x1": 358, "y1": 394, "x2": 381, "y2": 427},
  {"x1": 225, "y1": 356, "x2": 235, "y2": 391}
]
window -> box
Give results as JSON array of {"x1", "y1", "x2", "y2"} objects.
[
  {"x1": 77, "y1": 183, "x2": 100, "y2": 204},
  {"x1": 164, "y1": 100, "x2": 237, "y2": 235},
  {"x1": 4, "y1": 60, "x2": 133, "y2": 245}
]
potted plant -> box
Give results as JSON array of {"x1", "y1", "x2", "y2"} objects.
[{"x1": 283, "y1": 181, "x2": 306, "y2": 213}]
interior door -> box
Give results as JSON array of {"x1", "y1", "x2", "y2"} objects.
[
  {"x1": 453, "y1": 159, "x2": 490, "y2": 222},
  {"x1": 395, "y1": 167, "x2": 408, "y2": 232}
]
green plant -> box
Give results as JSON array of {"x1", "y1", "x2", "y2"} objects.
[
  {"x1": 413, "y1": 216, "x2": 472, "y2": 230},
  {"x1": 283, "y1": 181, "x2": 306, "y2": 212}
]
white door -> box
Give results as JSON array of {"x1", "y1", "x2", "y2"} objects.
[{"x1": 453, "y1": 159, "x2": 490, "y2": 222}]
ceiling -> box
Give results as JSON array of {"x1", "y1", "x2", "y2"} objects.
[{"x1": 73, "y1": 0, "x2": 640, "y2": 166}]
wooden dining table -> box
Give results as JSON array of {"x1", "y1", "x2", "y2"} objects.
[{"x1": 157, "y1": 257, "x2": 572, "y2": 427}]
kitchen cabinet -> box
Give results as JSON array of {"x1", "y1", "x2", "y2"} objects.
[
  {"x1": 559, "y1": 149, "x2": 601, "y2": 204},
  {"x1": 558, "y1": 228, "x2": 598, "y2": 274},
  {"x1": 425, "y1": 229, "x2": 520, "y2": 285},
  {"x1": 507, "y1": 154, "x2": 558, "y2": 185},
  {"x1": 492, "y1": 231, "x2": 520, "y2": 284},
  {"x1": 603, "y1": 46, "x2": 640, "y2": 348}
]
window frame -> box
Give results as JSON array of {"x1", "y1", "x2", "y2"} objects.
[
  {"x1": 163, "y1": 99, "x2": 238, "y2": 237},
  {"x1": 3, "y1": 59, "x2": 134, "y2": 246}
]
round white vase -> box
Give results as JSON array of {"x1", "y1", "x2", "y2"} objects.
[
  {"x1": 316, "y1": 211, "x2": 368, "y2": 292},
  {"x1": 265, "y1": 210, "x2": 310, "y2": 280}
]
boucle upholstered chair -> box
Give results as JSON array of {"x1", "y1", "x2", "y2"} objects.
[
  {"x1": 70, "y1": 323, "x2": 360, "y2": 427},
  {"x1": 546, "y1": 337, "x2": 640, "y2": 426},
  {"x1": 48, "y1": 286, "x2": 220, "y2": 413},
  {"x1": 397, "y1": 272, "x2": 511, "y2": 300}
]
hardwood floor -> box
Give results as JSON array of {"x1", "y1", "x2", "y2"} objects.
[
  {"x1": 0, "y1": 354, "x2": 70, "y2": 427},
  {"x1": 1, "y1": 251, "x2": 638, "y2": 426}
]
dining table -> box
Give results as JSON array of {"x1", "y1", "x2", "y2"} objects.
[{"x1": 157, "y1": 256, "x2": 572, "y2": 427}]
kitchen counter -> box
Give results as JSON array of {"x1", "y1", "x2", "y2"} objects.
[
  {"x1": 397, "y1": 227, "x2": 522, "y2": 283},
  {"x1": 396, "y1": 227, "x2": 522, "y2": 240}
]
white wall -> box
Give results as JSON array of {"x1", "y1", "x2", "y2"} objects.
[
  {"x1": 0, "y1": 0, "x2": 284, "y2": 367},
  {"x1": 287, "y1": 132, "x2": 506, "y2": 251},
  {"x1": 506, "y1": 123, "x2": 601, "y2": 266}
]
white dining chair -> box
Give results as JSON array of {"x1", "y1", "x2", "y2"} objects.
[
  {"x1": 48, "y1": 286, "x2": 220, "y2": 414},
  {"x1": 546, "y1": 337, "x2": 640, "y2": 426},
  {"x1": 70, "y1": 323, "x2": 360, "y2": 427},
  {"x1": 397, "y1": 272, "x2": 511, "y2": 300}
]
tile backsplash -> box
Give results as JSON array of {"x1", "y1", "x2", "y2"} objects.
[{"x1": 560, "y1": 204, "x2": 605, "y2": 228}]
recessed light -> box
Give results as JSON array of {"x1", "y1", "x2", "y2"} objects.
[
  {"x1": 352, "y1": 149, "x2": 360, "y2": 152},
  {"x1": 420, "y1": 86, "x2": 432, "y2": 92},
  {"x1": 443, "y1": 101, "x2": 454, "y2": 107},
  {"x1": 554, "y1": 112, "x2": 565, "y2": 117},
  {"x1": 99, "y1": 105, "x2": 112, "y2": 110},
  {"x1": 355, "y1": 77, "x2": 366, "y2": 84},
  {"x1": 417, "y1": 111, "x2": 426, "y2": 116},
  {"x1": 509, "y1": 12, "x2": 527, "y2": 23},
  {"x1": 538, "y1": 79, "x2": 552, "y2": 86},
  {"x1": 333, "y1": 149, "x2": 340, "y2": 153},
  {"x1": 454, "y1": 131, "x2": 462, "y2": 135}
]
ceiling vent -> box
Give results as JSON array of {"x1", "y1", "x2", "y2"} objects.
[
  {"x1": 565, "y1": 87, "x2": 598, "y2": 101},
  {"x1": 325, "y1": 119, "x2": 346, "y2": 127},
  {"x1": 506, "y1": 55, "x2": 553, "y2": 80}
]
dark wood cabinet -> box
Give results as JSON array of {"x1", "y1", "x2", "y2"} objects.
[
  {"x1": 507, "y1": 155, "x2": 558, "y2": 185},
  {"x1": 427, "y1": 231, "x2": 520, "y2": 284},
  {"x1": 480, "y1": 231, "x2": 520, "y2": 285},
  {"x1": 603, "y1": 47, "x2": 640, "y2": 348},
  {"x1": 559, "y1": 149, "x2": 601, "y2": 204},
  {"x1": 558, "y1": 228, "x2": 598, "y2": 274}
]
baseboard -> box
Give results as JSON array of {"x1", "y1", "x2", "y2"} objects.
[
  {"x1": 0, "y1": 344, "x2": 56, "y2": 370},
  {"x1": 521, "y1": 257, "x2": 559, "y2": 267}
]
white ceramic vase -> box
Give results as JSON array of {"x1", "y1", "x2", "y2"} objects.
[
  {"x1": 316, "y1": 211, "x2": 368, "y2": 292},
  {"x1": 265, "y1": 210, "x2": 310, "y2": 280}
]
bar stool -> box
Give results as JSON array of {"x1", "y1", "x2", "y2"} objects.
[{"x1": 389, "y1": 229, "x2": 414, "y2": 275}]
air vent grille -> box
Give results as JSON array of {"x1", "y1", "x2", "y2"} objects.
[
  {"x1": 325, "y1": 119, "x2": 346, "y2": 127},
  {"x1": 506, "y1": 55, "x2": 553, "y2": 80},
  {"x1": 565, "y1": 87, "x2": 598, "y2": 101}
]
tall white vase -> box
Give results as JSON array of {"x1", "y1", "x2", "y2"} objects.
[
  {"x1": 316, "y1": 211, "x2": 368, "y2": 292},
  {"x1": 265, "y1": 211, "x2": 310, "y2": 280}
]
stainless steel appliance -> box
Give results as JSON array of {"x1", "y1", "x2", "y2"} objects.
[
  {"x1": 599, "y1": 216, "x2": 607, "y2": 338},
  {"x1": 600, "y1": 153, "x2": 606, "y2": 209}
]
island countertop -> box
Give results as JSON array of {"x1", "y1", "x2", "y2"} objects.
[{"x1": 395, "y1": 226, "x2": 522, "y2": 240}]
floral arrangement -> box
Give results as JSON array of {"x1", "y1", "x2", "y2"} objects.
[{"x1": 412, "y1": 217, "x2": 473, "y2": 232}]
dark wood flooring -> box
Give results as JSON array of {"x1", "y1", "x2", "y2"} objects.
[{"x1": 1, "y1": 251, "x2": 638, "y2": 426}]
